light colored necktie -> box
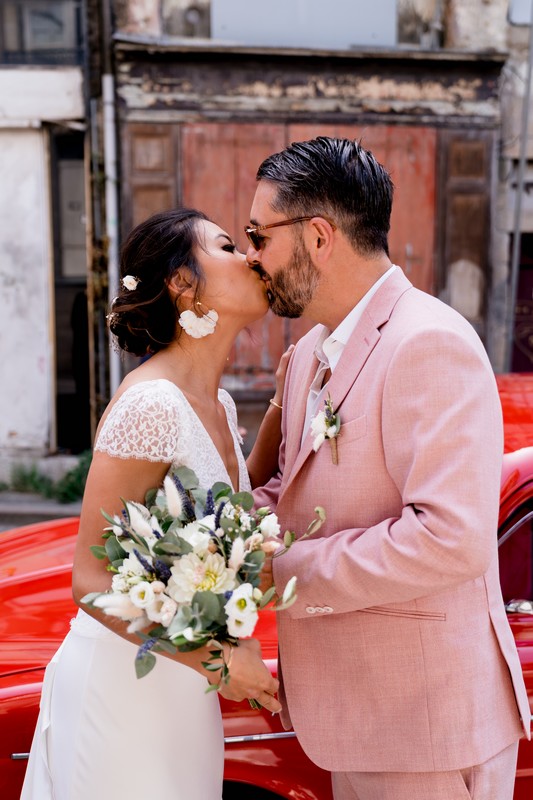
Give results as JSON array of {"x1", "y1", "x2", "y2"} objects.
[{"x1": 301, "y1": 353, "x2": 332, "y2": 446}]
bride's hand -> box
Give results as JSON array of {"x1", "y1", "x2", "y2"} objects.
[
  {"x1": 214, "y1": 639, "x2": 281, "y2": 713},
  {"x1": 271, "y1": 344, "x2": 295, "y2": 408}
]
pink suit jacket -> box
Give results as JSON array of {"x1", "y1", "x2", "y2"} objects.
[{"x1": 255, "y1": 268, "x2": 530, "y2": 773}]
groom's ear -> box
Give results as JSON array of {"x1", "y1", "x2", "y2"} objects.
[{"x1": 308, "y1": 217, "x2": 335, "y2": 263}]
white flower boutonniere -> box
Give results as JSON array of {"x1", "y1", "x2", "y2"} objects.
[{"x1": 310, "y1": 394, "x2": 341, "y2": 464}]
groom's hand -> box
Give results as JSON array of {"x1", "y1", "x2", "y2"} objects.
[{"x1": 216, "y1": 638, "x2": 282, "y2": 713}]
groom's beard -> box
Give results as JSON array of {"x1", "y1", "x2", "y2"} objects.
[{"x1": 268, "y1": 238, "x2": 319, "y2": 318}]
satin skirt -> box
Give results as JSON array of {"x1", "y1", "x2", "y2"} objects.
[{"x1": 20, "y1": 610, "x2": 224, "y2": 800}]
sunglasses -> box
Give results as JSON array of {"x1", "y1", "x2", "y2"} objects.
[{"x1": 244, "y1": 216, "x2": 318, "y2": 250}]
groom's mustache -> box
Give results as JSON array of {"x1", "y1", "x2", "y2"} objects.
[{"x1": 248, "y1": 263, "x2": 275, "y2": 305}]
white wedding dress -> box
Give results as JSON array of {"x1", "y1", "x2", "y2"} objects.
[{"x1": 21, "y1": 379, "x2": 251, "y2": 800}]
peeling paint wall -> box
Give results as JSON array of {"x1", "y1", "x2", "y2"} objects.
[
  {"x1": 0, "y1": 68, "x2": 84, "y2": 479},
  {"x1": 0, "y1": 129, "x2": 53, "y2": 475},
  {"x1": 445, "y1": 0, "x2": 508, "y2": 51}
]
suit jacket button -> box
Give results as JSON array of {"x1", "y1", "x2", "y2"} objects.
[
  {"x1": 323, "y1": 606, "x2": 333, "y2": 613},
  {"x1": 306, "y1": 606, "x2": 316, "y2": 614},
  {"x1": 315, "y1": 606, "x2": 325, "y2": 613}
]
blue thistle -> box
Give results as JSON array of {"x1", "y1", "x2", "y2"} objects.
[
  {"x1": 214, "y1": 499, "x2": 227, "y2": 530},
  {"x1": 172, "y1": 474, "x2": 195, "y2": 521},
  {"x1": 204, "y1": 488, "x2": 215, "y2": 516},
  {"x1": 154, "y1": 559, "x2": 171, "y2": 582},
  {"x1": 133, "y1": 548, "x2": 156, "y2": 575},
  {"x1": 136, "y1": 637, "x2": 157, "y2": 659}
]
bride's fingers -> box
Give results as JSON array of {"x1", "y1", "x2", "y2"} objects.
[{"x1": 252, "y1": 691, "x2": 282, "y2": 714}]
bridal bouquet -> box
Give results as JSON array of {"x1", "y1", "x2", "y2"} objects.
[{"x1": 82, "y1": 466, "x2": 325, "y2": 686}]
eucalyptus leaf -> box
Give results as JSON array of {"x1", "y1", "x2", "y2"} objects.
[
  {"x1": 153, "y1": 639, "x2": 177, "y2": 655},
  {"x1": 135, "y1": 651, "x2": 157, "y2": 679},
  {"x1": 100, "y1": 508, "x2": 123, "y2": 529},
  {"x1": 211, "y1": 482, "x2": 232, "y2": 500},
  {"x1": 229, "y1": 491, "x2": 254, "y2": 511},
  {"x1": 104, "y1": 536, "x2": 127, "y2": 563},
  {"x1": 258, "y1": 586, "x2": 277, "y2": 607},
  {"x1": 193, "y1": 590, "x2": 222, "y2": 622},
  {"x1": 173, "y1": 466, "x2": 199, "y2": 490},
  {"x1": 275, "y1": 593, "x2": 298, "y2": 611},
  {"x1": 89, "y1": 545, "x2": 107, "y2": 560},
  {"x1": 144, "y1": 486, "x2": 158, "y2": 507},
  {"x1": 244, "y1": 550, "x2": 264, "y2": 570}
]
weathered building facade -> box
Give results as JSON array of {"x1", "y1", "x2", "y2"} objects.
[
  {"x1": 108, "y1": 2, "x2": 508, "y2": 444},
  {"x1": 4, "y1": 0, "x2": 533, "y2": 475}
]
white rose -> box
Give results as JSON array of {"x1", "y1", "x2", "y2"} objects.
[
  {"x1": 129, "y1": 581, "x2": 156, "y2": 609},
  {"x1": 111, "y1": 573, "x2": 128, "y2": 593},
  {"x1": 310, "y1": 410, "x2": 326, "y2": 436},
  {"x1": 179, "y1": 519, "x2": 213, "y2": 554},
  {"x1": 239, "y1": 512, "x2": 252, "y2": 531},
  {"x1": 224, "y1": 583, "x2": 259, "y2": 638},
  {"x1": 259, "y1": 513, "x2": 281, "y2": 538},
  {"x1": 160, "y1": 596, "x2": 178, "y2": 627},
  {"x1": 119, "y1": 552, "x2": 152, "y2": 581}
]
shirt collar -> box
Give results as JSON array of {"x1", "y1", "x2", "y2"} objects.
[{"x1": 315, "y1": 265, "x2": 397, "y2": 372}]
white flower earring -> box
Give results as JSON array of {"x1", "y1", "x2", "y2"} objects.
[{"x1": 178, "y1": 301, "x2": 218, "y2": 339}]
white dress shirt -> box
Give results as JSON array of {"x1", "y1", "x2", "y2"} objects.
[{"x1": 302, "y1": 265, "x2": 397, "y2": 444}]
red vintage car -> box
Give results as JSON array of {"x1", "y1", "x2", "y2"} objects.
[{"x1": 1, "y1": 375, "x2": 533, "y2": 799}]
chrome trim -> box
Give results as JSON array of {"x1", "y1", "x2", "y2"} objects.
[
  {"x1": 498, "y1": 510, "x2": 533, "y2": 547},
  {"x1": 11, "y1": 753, "x2": 29, "y2": 760},
  {"x1": 224, "y1": 731, "x2": 297, "y2": 744}
]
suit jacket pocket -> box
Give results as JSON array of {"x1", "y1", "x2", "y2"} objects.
[
  {"x1": 338, "y1": 414, "x2": 367, "y2": 445},
  {"x1": 362, "y1": 605, "x2": 446, "y2": 621}
]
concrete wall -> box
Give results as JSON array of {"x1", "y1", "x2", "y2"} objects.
[
  {"x1": 0, "y1": 67, "x2": 84, "y2": 482},
  {"x1": 0, "y1": 128, "x2": 53, "y2": 477}
]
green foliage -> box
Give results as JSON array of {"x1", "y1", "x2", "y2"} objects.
[
  {"x1": 10, "y1": 464, "x2": 55, "y2": 497},
  {"x1": 52, "y1": 450, "x2": 92, "y2": 502},
  {"x1": 8, "y1": 450, "x2": 92, "y2": 503}
]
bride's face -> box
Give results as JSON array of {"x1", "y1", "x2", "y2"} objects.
[{"x1": 193, "y1": 220, "x2": 269, "y2": 323}]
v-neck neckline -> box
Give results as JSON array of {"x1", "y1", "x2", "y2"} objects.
[{"x1": 139, "y1": 378, "x2": 242, "y2": 492}]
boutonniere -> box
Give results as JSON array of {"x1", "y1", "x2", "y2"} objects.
[{"x1": 310, "y1": 394, "x2": 341, "y2": 464}]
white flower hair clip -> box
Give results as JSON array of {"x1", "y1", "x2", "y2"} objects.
[
  {"x1": 122, "y1": 275, "x2": 140, "y2": 291},
  {"x1": 310, "y1": 394, "x2": 341, "y2": 464}
]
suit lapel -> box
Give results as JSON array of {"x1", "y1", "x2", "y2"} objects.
[
  {"x1": 283, "y1": 329, "x2": 323, "y2": 475},
  {"x1": 280, "y1": 269, "x2": 413, "y2": 500}
]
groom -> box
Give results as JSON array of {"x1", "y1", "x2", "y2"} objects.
[{"x1": 248, "y1": 137, "x2": 530, "y2": 800}]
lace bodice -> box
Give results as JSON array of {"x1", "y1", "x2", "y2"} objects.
[{"x1": 94, "y1": 379, "x2": 250, "y2": 493}]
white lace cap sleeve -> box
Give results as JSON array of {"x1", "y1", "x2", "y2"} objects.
[
  {"x1": 94, "y1": 381, "x2": 184, "y2": 462},
  {"x1": 219, "y1": 389, "x2": 243, "y2": 445}
]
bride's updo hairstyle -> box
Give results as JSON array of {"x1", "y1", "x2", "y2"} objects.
[{"x1": 108, "y1": 208, "x2": 209, "y2": 356}]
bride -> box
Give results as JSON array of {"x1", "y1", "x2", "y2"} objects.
[{"x1": 21, "y1": 208, "x2": 288, "y2": 800}]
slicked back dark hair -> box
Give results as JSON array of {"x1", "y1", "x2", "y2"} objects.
[
  {"x1": 256, "y1": 136, "x2": 393, "y2": 256},
  {"x1": 108, "y1": 208, "x2": 209, "y2": 357}
]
